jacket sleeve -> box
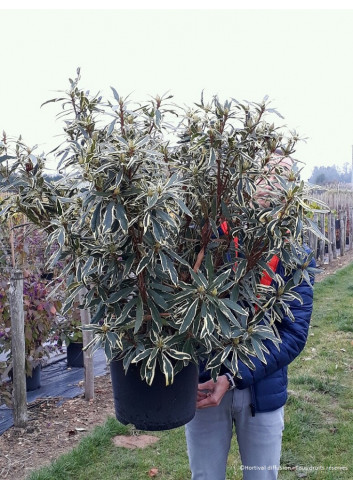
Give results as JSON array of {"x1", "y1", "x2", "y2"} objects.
[{"x1": 234, "y1": 262, "x2": 315, "y2": 389}]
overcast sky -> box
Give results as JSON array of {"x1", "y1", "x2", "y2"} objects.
[{"x1": 1, "y1": 2, "x2": 353, "y2": 180}]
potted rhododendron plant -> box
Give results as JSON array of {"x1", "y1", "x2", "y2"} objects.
[
  {"x1": 56, "y1": 304, "x2": 84, "y2": 368},
  {"x1": 0, "y1": 69, "x2": 319, "y2": 429}
]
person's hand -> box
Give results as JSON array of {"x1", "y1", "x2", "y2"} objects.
[{"x1": 196, "y1": 375, "x2": 230, "y2": 409}]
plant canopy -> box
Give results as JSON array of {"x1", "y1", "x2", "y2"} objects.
[{"x1": 0, "y1": 69, "x2": 321, "y2": 386}]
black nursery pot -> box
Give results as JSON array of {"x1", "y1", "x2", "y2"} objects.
[
  {"x1": 9, "y1": 364, "x2": 42, "y2": 391},
  {"x1": 67, "y1": 342, "x2": 84, "y2": 368},
  {"x1": 26, "y1": 364, "x2": 41, "y2": 391},
  {"x1": 110, "y1": 359, "x2": 199, "y2": 431}
]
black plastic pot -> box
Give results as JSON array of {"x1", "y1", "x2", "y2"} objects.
[
  {"x1": 9, "y1": 364, "x2": 42, "y2": 391},
  {"x1": 67, "y1": 342, "x2": 84, "y2": 368},
  {"x1": 26, "y1": 364, "x2": 41, "y2": 391},
  {"x1": 110, "y1": 359, "x2": 198, "y2": 431}
]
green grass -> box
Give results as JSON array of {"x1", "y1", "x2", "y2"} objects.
[
  {"x1": 29, "y1": 417, "x2": 192, "y2": 480},
  {"x1": 278, "y1": 263, "x2": 353, "y2": 480},
  {"x1": 29, "y1": 264, "x2": 353, "y2": 480}
]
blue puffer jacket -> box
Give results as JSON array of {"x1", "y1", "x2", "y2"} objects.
[{"x1": 200, "y1": 251, "x2": 315, "y2": 416}]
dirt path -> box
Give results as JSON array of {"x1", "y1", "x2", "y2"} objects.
[
  {"x1": 314, "y1": 248, "x2": 353, "y2": 282},
  {"x1": 0, "y1": 374, "x2": 115, "y2": 480}
]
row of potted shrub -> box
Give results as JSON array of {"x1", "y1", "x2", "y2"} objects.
[{"x1": 0, "y1": 226, "x2": 84, "y2": 399}]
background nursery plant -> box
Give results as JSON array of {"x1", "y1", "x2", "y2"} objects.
[
  {"x1": 0, "y1": 215, "x2": 62, "y2": 404},
  {"x1": 0, "y1": 70, "x2": 320, "y2": 387}
]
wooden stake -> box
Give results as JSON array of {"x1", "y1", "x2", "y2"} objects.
[
  {"x1": 9, "y1": 269, "x2": 28, "y2": 427},
  {"x1": 78, "y1": 289, "x2": 94, "y2": 401},
  {"x1": 332, "y1": 215, "x2": 337, "y2": 260},
  {"x1": 340, "y1": 211, "x2": 345, "y2": 257},
  {"x1": 319, "y1": 214, "x2": 325, "y2": 263},
  {"x1": 313, "y1": 214, "x2": 319, "y2": 261},
  {"x1": 327, "y1": 212, "x2": 333, "y2": 264}
]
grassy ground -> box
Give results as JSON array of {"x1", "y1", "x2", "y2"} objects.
[{"x1": 29, "y1": 264, "x2": 353, "y2": 480}]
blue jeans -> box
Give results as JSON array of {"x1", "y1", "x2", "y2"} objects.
[{"x1": 185, "y1": 387, "x2": 284, "y2": 480}]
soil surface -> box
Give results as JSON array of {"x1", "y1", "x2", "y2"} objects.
[
  {"x1": 0, "y1": 374, "x2": 115, "y2": 480},
  {"x1": 1, "y1": 249, "x2": 353, "y2": 481},
  {"x1": 313, "y1": 247, "x2": 353, "y2": 282}
]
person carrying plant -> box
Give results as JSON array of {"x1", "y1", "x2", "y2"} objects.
[{"x1": 185, "y1": 152, "x2": 316, "y2": 480}]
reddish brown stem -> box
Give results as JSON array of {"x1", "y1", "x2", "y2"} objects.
[
  {"x1": 119, "y1": 101, "x2": 126, "y2": 138},
  {"x1": 193, "y1": 247, "x2": 205, "y2": 272},
  {"x1": 216, "y1": 157, "x2": 222, "y2": 210},
  {"x1": 143, "y1": 312, "x2": 171, "y2": 322}
]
